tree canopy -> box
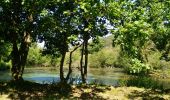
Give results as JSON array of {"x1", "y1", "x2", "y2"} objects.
[{"x1": 0, "y1": 0, "x2": 170, "y2": 82}]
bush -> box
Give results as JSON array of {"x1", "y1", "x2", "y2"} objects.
[
  {"x1": 89, "y1": 47, "x2": 119, "y2": 68},
  {"x1": 0, "y1": 61, "x2": 11, "y2": 71},
  {"x1": 88, "y1": 39, "x2": 104, "y2": 54},
  {"x1": 127, "y1": 58, "x2": 151, "y2": 74},
  {"x1": 147, "y1": 51, "x2": 170, "y2": 70},
  {"x1": 115, "y1": 52, "x2": 151, "y2": 75},
  {"x1": 119, "y1": 76, "x2": 164, "y2": 90},
  {"x1": 26, "y1": 44, "x2": 59, "y2": 67}
]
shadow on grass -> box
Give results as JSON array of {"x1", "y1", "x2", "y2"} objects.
[
  {"x1": 119, "y1": 76, "x2": 165, "y2": 90},
  {"x1": 128, "y1": 89, "x2": 167, "y2": 100},
  {"x1": 119, "y1": 76, "x2": 170, "y2": 100},
  {"x1": 0, "y1": 81, "x2": 108, "y2": 99}
]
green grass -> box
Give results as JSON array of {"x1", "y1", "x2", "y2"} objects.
[{"x1": 0, "y1": 81, "x2": 169, "y2": 100}]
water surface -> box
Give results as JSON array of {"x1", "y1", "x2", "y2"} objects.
[{"x1": 0, "y1": 67, "x2": 170, "y2": 89}]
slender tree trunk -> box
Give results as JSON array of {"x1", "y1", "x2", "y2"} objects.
[
  {"x1": 84, "y1": 37, "x2": 88, "y2": 83},
  {"x1": 60, "y1": 52, "x2": 66, "y2": 82},
  {"x1": 65, "y1": 52, "x2": 72, "y2": 81},
  {"x1": 80, "y1": 42, "x2": 86, "y2": 83},
  {"x1": 66, "y1": 44, "x2": 82, "y2": 81}
]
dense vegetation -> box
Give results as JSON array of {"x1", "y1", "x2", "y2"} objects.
[{"x1": 0, "y1": 0, "x2": 170, "y2": 99}]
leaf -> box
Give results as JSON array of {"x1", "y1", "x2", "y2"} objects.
[
  {"x1": 84, "y1": 28, "x2": 89, "y2": 31},
  {"x1": 40, "y1": 9, "x2": 48, "y2": 16},
  {"x1": 63, "y1": 10, "x2": 70, "y2": 15}
]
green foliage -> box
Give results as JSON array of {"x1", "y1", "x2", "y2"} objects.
[
  {"x1": 113, "y1": 20, "x2": 153, "y2": 60},
  {"x1": 1, "y1": 0, "x2": 170, "y2": 82},
  {"x1": 26, "y1": 44, "x2": 59, "y2": 67},
  {"x1": 0, "y1": 61, "x2": 11, "y2": 71},
  {"x1": 128, "y1": 58, "x2": 150, "y2": 74},
  {"x1": 89, "y1": 48, "x2": 119, "y2": 68},
  {"x1": 115, "y1": 53, "x2": 130, "y2": 68},
  {"x1": 0, "y1": 40, "x2": 11, "y2": 71},
  {"x1": 119, "y1": 76, "x2": 164, "y2": 90},
  {"x1": 0, "y1": 40, "x2": 11, "y2": 61},
  {"x1": 88, "y1": 38, "x2": 104, "y2": 54},
  {"x1": 115, "y1": 53, "x2": 151, "y2": 74},
  {"x1": 147, "y1": 50, "x2": 163, "y2": 69}
]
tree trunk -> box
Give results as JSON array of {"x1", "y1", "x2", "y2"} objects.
[
  {"x1": 10, "y1": 0, "x2": 22, "y2": 81},
  {"x1": 11, "y1": 41, "x2": 21, "y2": 80},
  {"x1": 65, "y1": 52, "x2": 72, "y2": 81},
  {"x1": 10, "y1": 1, "x2": 32, "y2": 80},
  {"x1": 19, "y1": 13, "x2": 32, "y2": 78},
  {"x1": 66, "y1": 44, "x2": 82, "y2": 81},
  {"x1": 80, "y1": 42, "x2": 86, "y2": 83},
  {"x1": 60, "y1": 52, "x2": 66, "y2": 82},
  {"x1": 19, "y1": 32, "x2": 30, "y2": 78},
  {"x1": 11, "y1": 33, "x2": 31, "y2": 81},
  {"x1": 84, "y1": 37, "x2": 88, "y2": 83}
]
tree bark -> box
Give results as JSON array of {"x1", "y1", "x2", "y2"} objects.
[
  {"x1": 19, "y1": 13, "x2": 32, "y2": 78},
  {"x1": 60, "y1": 52, "x2": 66, "y2": 82},
  {"x1": 11, "y1": 41, "x2": 21, "y2": 80},
  {"x1": 10, "y1": 0, "x2": 32, "y2": 80},
  {"x1": 80, "y1": 42, "x2": 84, "y2": 83},
  {"x1": 65, "y1": 51, "x2": 72, "y2": 81},
  {"x1": 19, "y1": 32, "x2": 31, "y2": 78},
  {"x1": 10, "y1": 0, "x2": 22, "y2": 81},
  {"x1": 84, "y1": 37, "x2": 88, "y2": 83}
]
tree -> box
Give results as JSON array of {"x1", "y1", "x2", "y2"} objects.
[
  {"x1": 38, "y1": 0, "x2": 81, "y2": 83},
  {"x1": 76, "y1": 0, "x2": 108, "y2": 83},
  {"x1": 150, "y1": 0, "x2": 170, "y2": 61},
  {"x1": 0, "y1": 0, "x2": 47, "y2": 80},
  {"x1": 107, "y1": 0, "x2": 154, "y2": 74},
  {"x1": 39, "y1": 0, "x2": 108, "y2": 83}
]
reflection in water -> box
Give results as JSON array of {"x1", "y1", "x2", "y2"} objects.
[
  {"x1": 0, "y1": 67, "x2": 128, "y2": 85},
  {"x1": 0, "y1": 67, "x2": 170, "y2": 89},
  {"x1": 0, "y1": 70, "x2": 12, "y2": 81}
]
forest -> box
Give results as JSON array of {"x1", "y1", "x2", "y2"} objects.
[{"x1": 0, "y1": 0, "x2": 170, "y2": 99}]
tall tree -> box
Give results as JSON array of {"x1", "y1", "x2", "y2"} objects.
[
  {"x1": 38, "y1": 0, "x2": 80, "y2": 83},
  {"x1": 0, "y1": 0, "x2": 46, "y2": 80},
  {"x1": 76, "y1": 0, "x2": 108, "y2": 83},
  {"x1": 106, "y1": 0, "x2": 154, "y2": 73}
]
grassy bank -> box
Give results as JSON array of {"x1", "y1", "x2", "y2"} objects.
[{"x1": 0, "y1": 81, "x2": 170, "y2": 100}]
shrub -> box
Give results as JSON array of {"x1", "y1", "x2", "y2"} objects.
[
  {"x1": 26, "y1": 44, "x2": 58, "y2": 67},
  {"x1": 119, "y1": 76, "x2": 164, "y2": 90},
  {"x1": 0, "y1": 61, "x2": 11, "y2": 71},
  {"x1": 147, "y1": 51, "x2": 169, "y2": 70},
  {"x1": 127, "y1": 58, "x2": 151, "y2": 74},
  {"x1": 89, "y1": 47, "x2": 119, "y2": 68},
  {"x1": 116, "y1": 52, "x2": 151, "y2": 74}
]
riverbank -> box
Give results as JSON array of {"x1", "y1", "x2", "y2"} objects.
[{"x1": 0, "y1": 81, "x2": 170, "y2": 100}]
